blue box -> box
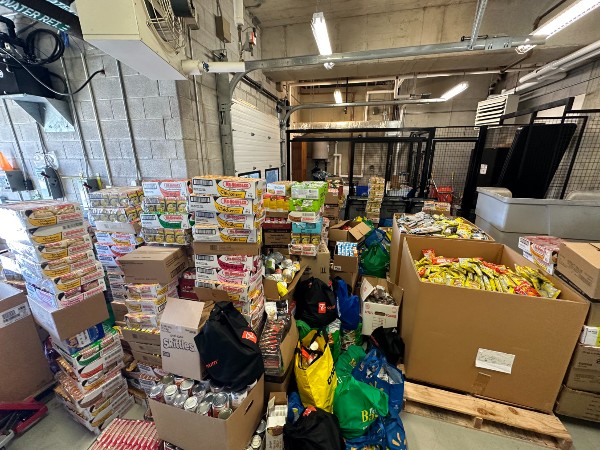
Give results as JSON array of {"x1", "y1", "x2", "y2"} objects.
[{"x1": 291, "y1": 220, "x2": 323, "y2": 234}]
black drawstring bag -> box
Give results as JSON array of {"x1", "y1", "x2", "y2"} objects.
[
  {"x1": 194, "y1": 302, "x2": 264, "y2": 390},
  {"x1": 369, "y1": 326, "x2": 405, "y2": 366},
  {"x1": 294, "y1": 277, "x2": 338, "y2": 328},
  {"x1": 283, "y1": 406, "x2": 345, "y2": 450}
]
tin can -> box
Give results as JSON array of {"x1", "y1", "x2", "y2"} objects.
[
  {"x1": 203, "y1": 393, "x2": 214, "y2": 405},
  {"x1": 148, "y1": 384, "x2": 165, "y2": 403},
  {"x1": 180, "y1": 379, "x2": 195, "y2": 396},
  {"x1": 172, "y1": 393, "x2": 188, "y2": 409},
  {"x1": 250, "y1": 435, "x2": 262, "y2": 450},
  {"x1": 256, "y1": 419, "x2": 266, "y2": 436},
  {"x1": 183, "y1": 396, "x2": 199, "y2": 413},
  {"x1": 212, "y1": 392, "x2": 229, "y2": 416},
  {"x1": 161, "y1": 375, "x2": 174, "y2": 386},
  {"x1": 197, "y1": 401, "x2": 212, "y2": 416},
  {"x1": 230, "y1": 388, "x2": 247, "y2": 410},
  {"x1": 192, "y1": 383, "x2": 207, "y2": 399},
  {"x1": 218, "y1": 407, "x2": 233, "y2": 420},
  {"x1": 164, "y1": 384, "x2": 179, "y2": 405},
  {"x1": 209, "y1": 380, "x2": 224, "y2": 393},
  {"x1": 174, "y1": 376, "x2": 185, "y2": 386}
]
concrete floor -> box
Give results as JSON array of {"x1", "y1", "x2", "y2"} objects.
[{"x1": 6, "y1": 394, "x2": 600, "y2": 450}]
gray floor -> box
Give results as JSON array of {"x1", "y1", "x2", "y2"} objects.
[{"x1": 6, "y1": 395, "x2": 600, "y2": 450}]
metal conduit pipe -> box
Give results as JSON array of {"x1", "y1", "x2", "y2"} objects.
[
  {"x1": 116, "y1": 61, "x2": 142, "y2": 182},
  {"x1": 468, "y1": 0, "x2": 488, "y2": 50},
  {"x1": 81, "y1": 54, "x2": 113, "y2": 186},
  {"x1": 60, "y1": 57, "x2": 91, "y2": 178}
]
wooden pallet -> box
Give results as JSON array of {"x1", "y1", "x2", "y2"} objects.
[{"x1": 403, "y1": 381, "x2": 573, "y2": 450}]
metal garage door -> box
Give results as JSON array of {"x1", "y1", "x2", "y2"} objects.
[{"x1": 231, "y1": 100, "x2": 281, "y2": 180}]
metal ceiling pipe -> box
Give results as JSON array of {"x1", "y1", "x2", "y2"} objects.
[
  {"x1": 290, "y1": 77, "x2": 398, "y2": 87},
  {"x1": 468, "y1": 0, "x2": 488, "y2": 50},
  {"x1": 283, "y1": 98, "x2": 446, "y2": 123}
]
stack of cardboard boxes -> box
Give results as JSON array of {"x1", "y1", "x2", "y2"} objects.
[
  {"x1": 263, "y1": 181, "x2": 294, "y2": 256},
  {"x1": 329, "y1": 220, "x2": 371, "y2": 290},
  {"x1": 140, "y1": 180, "x2": 193, "y2": 246},
  {"x1": 190, "y1": 176, "x2": 266, "y2": 330},
  {"x1": 555, "y1": 243, "x2": 600, "y2": 422},
  {"x1": 323, "y1": 176, "x2": 343, "y2": 224},
  {"x1": 89, "y1": 187, "x2": 144, "y2": 318}
]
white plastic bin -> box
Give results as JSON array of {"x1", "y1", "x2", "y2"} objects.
[{"x1": 546, "y1": 201, "x2": 600, "y2": 240}]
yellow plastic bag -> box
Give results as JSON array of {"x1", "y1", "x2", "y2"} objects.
[{"x1": 294, "y1": 329, "x2": 337, "y2": 413}]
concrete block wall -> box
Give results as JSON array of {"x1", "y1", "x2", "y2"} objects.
[{"x1": 0, "y1": 0, "x2": 280, "y2": 202}]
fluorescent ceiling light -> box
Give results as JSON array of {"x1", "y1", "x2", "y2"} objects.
[
  {"x1": 334, "y1": 89, "x2": 343, "y2": 103},
  {"x1": 517, "y1": 0, "x2": 600, "y2": 53},
  {"x1": 312, "y1": 12, "x2": 335, "y2": 70},
  {"x1": 441, "y1": 82, "x2": 469, "y2": 100}
]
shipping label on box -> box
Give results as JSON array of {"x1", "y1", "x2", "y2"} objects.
[{"x1": 160, "y1": 298, "x2": 207, "y2": 381}]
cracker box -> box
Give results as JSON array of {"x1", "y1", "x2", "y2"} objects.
[
  {"x1": 142, "y1": 180, "x2": 191, "y2": 198},
  {"x1": 192, "y1": 176, "x2": 266, "y2": 199},
  {"x1": 192, "y1": 225, "x2": 261, "y2": 243},
  {"x1": 189, "y1": 195, "x2": 262, "y2": 215}
]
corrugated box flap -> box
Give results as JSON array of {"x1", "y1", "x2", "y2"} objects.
[{"x1": 161, "y1": 297, "x2": 205, "y2": 330}]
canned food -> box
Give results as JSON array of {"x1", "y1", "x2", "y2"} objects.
[
  {"x1": 230, "y1": 388, "x2": 247, "y2": 410},
  {"x1": 251, "y1": 435, "x2": 262, "y2": 450},
  {"x1": 164, "y1": 384, "x2": 179, "y2": 405},
  {"x1": 174, "y1": 376, "x2": 185, "y2": 386},
  {"x1": 256, "y1": 419, "x2": 266, "y2": 435},
  {"x1": 180, "y1": 379, "x2": 195, "y2": 396},
  {"x1": 172, "y1": 393, "x2": 188, "y2": 409},
  {"x1": 183, "y1": 396, "x2": 199, "y2": 413},
  {"x1": 218, "y1": 407, "x2": 233, "y2": 420},
  {"x1": 212, "y1": 392, "x2": 229, "y2": 417},
  {"x1": 209, "y1": 380, "x2": 224, "y2": 393},
  {"x1": 161, "y1": 375, "x2": 175, "y2": 386},
  {"x1": 192, "y1": 383, "x2": 207, "y2": 399},
  {"x1": 148, "y1": 384, "x2": 165, "y2": 403},
  {"x1": 203, "y1": 393, "x2": 214, "y2": 404},
  {"x1": 197, "y1": 401, "x2": 212, "y2": 416}
]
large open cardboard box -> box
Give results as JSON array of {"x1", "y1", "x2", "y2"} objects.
[
  {"x1": 0, "y1": 284, "x2": 53, "y2": 401},
  {"x1": 328, "y1": 220, "x2": 371, "y2": 243},
  {"x1": 360, "y1": 276, "x2": 403, "y2": 335},
  {"x1": 150, "y1": 376, "x2": 264, "y2": 450},
  {"x1": 399, "y1": 236, "x2": 589, "y2": 413},
  {"x1": 263, "y1": 266, "x2": 306, "y2": 301}
]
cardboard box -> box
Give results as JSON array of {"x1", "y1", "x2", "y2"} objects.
[
  {"x1": 129, "y1": 341, "x2": 161, "y2": 355},
  {"x1": 265, "y1": 364, "x2": 294, "y2": 404},
  {"x1": 111, "y1": 301, "x2": 127, "y2": 322},
  {"x1": 580, "y1": 326, "x2": 600, "y2": 346},
  {"x1": 119, "y1": 247, "x2": 187, "y2": 284},
  {"x1": 132, "y1": 350, "x2": 162, "y2": 367},
  {"x1": 150, "y1": 377, "x2": 264, "y2": 450},
  {"x1": 189, "y1": 195, "x2": 262, "y2": 215},
  {"x1": 195, "y1": 278, "x2": 263, "y2": 303},
  {"x1": 323, "y1": 205, "x2": 340, "y2": 219},
  {"x1": 399, "y1": 236, "x2": 589, "y2": 413},
  {"x1": 299, "y1": 249, "x2": 330, "y2": 285},
  {"x1": 569, "y1": 344, "x2": 600, "y2": 371},
  {"x1": 94, "y1": 220, "x2": 142, "y2": 235},
  {"x1": 195, "y1": 265, "x2": 263, "y2": 286},
  {"x1": 27, "y1": 291, "x2": 109, "y2": 341},
  {"x1": 194, "y1": 254, "x2": 260, "y2": 271},
  {"x1": 142, "y1": 180, "x2": 191, "y2": 198},
  {"x1": 191, "y1": 176, "x2": 265, "y2": 199},
  {"x1": 121, "y1": 327, "x2": 161, "y2": 346},
  {"x1": 422, "y1": 201, "x2": 451, "y2": 216},
  {"x1": 589, "y1": 302, "x2": 600, "y2": 327},
  {"x1": 565, "y1": 366, "x2": 600, "y2": 394},
  {"x1": 332, "y1": 252, "x2": 358, "y2": 273},
  {"x1": 192, "y1": 241, "x2": 261, "y2": 256},
  {"x1": 160, "y1": 297, "x2": 208, "y2": 380},
  {"x1": 331, "y1": 270, "x2": 359, "y2": 291},
  {"x1": 265, "y1": 392, "x2": 287, "y2": 450},
  {"x1": 557, "y1": 242, "x2": 600, "y2": 300},
  {"x1": 518, "y1": 236, "x2": 563, "y2": 265},
  {"x1": 264, "y1": 230, "x2": 291, "y2": 246},
  {"x1": 0, "y1": 284, "x2": 53, "y2": 401},
  {"x1": 555, "y1": 386, "x2": 600, "y2": 422},
  {"x1": 194, "y1": 211, "x2": 265, "y2": 230},
  {"x1": 522, "y1": 251, "x2": 555, "y2": 275},
  {"x1": 328, "y1": 220, "x2": 371, "y2": 243},
  {"x1": 193, "y1": 225, "x2": 261, "y2": 243},
  {"x1": 360, "y1": 276, "x2": 403, "y2": 335}
]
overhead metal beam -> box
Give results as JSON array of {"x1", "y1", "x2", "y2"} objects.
[
  {"x1": 0, "y1": 0, "x2": 82, "y2": 37},
  {"x1": 468, "y1": 0, "x2": 488, "y2": 50}
]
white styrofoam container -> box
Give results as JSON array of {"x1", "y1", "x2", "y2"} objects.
[
  {"x1": 475, "y1": 188, "x2": 548, "y2": 234},
  {"x1": 476, "y1": 188, "x2": 600, "y2": 241}
]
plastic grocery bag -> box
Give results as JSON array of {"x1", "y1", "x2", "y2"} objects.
[
  {"x1": 294, "y1": 329, "x2": 337, "y2": 412},
  {"x1": 296, "y1": 319, "x2": 312, "y2": 341},
  {"x1": 333, "y1": 376, "x2": 389, "y2": 439},
  {"x1": 352, "y1": 348, "x2": 405, "y2": 418},
  {"x1": 335, "y1": 345, "x2": 366, "y2": 383},
  {"x1": 334, "y1": 277, "x2": 360, "y2": 330},
  {"x1": 383, "y1": 416, "x2": 408, "y2": 450},
  {"x1": 287, "y1": 392, "x2": 305, "y2": 424},
  {"x1": 327, "y1": 319, "x2": 341, "y2": 363},
  {"x1": 360, "y1": 242, "x2": 389, "y2": 278},
  {"x1": 344, "y1": 417, "x2": 386, "y2": 450}
]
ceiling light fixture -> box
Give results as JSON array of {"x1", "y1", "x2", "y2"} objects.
[
  {"x1": 311, "y1": 12, "x2": 335, "y2": 70},
  {"x1": 441, "y1": 82, "x2": 469, "y2": 100},
  {"x1": 516, "y1": 0, "x2": 600, "y2": 54},
  {"x1": 334, "y1": 89, "x2": 343, "y2": 103}
]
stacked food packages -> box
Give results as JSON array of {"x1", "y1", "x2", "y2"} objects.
[
  {"x1": 0, "y1": 201, "x2": 106, "y2": 309},
  {"x1": 124, "y1": 279, "x2": 178, "y2": 330},
  {"x1": 190, "y1": 176, "x2": 266, "y2": 330},
  {"x1": 324, "y1": 177, "x2": 343, "y2": 224},
  {"x1": 414, "y1": 248, "x2": 561, "y2": 298},
  {"x1": 263, "y1": 181, "x2": 295, "y2": 255},
  {"x1": 53, "y1": 325, "x2": 132, "y2": 434},
  {"x1": 89, "y1": 187, "x2": 144, "y2": 304},
  {"x1": 140, "y1": 180, "x2": 193, "y2": 245},
  {"x1": 288, "y1": 181, "x2": 329, "y2": 256},
  {"x1": 518, "y1": 235, "x2": 564, "y2": 275},
  {"x1": 90, "y1": 419, "x2": 161, "y2": 450},
  {"x1": 264, "y1": 181, "x2": 294, "y2": 212},
  {"x1": 366, "y1": 176, "x2": 384, "y2": 223},
  {"x1": 396, "y1": 212, "x2": 490, "y2": 240}
]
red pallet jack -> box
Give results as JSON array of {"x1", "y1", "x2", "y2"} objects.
[{"x1": 0, "y1": 398, "x2": 48, "y2": 449}]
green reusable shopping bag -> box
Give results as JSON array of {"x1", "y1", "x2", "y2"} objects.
[
  {"x1": 333, "y1": 376, "x2": 389, "y2": 439},
  {"x1": 335, "y1": 345, "x2": 366, "y2": 383},
  {"x1": 296, "y1": 319, "x2": 312, "y2": 340},
  {"x1": 360, "y1": 243, "x2": 389, "y2": 278}
]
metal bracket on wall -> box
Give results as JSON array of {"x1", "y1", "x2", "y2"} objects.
[{"x1": 3, "y1": 94, "x2": 75, "y2": 132}]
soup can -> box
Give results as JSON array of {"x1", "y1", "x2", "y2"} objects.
[
  {"x1": 192, "y1": 383, "x2": 207, "y2": 399},
  {"x1": 180, "y1": 379, "x2": 195, "y2": 396},
  {"x1": 148, "y1": 384, "x2": 165, "y2": 403},
  {"x1": 218, "y1": 407, "x2": 233, "y2": 420},
  {"x1": 209, "y1": 380, "x2": 224, "y2": 393},
  {"x1": 172, "y1": 393, "x2": 188, "y2": 409},
  {"x1": 212, "y1": 392, "x2": 229, "y2": 417},
  {"x1": 230, "y1": 388, "x2": 247, "y2": 410},
  {"x1": 197, "y1": 401, "x2": 212, "y2": 416},
  {"x1": 164, "y1": 384, "x2": 179, "y2": 405},
  {"x1": 183, "y1": 396, "x2": 199, "y2": 413}
]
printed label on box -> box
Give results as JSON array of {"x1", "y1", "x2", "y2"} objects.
[
  {"x1": 0, "y1": 302, "x2": 30, "y2": 328},
  {"x1": 475, "y1": 348, "x2": 515, "y2": 374}
]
